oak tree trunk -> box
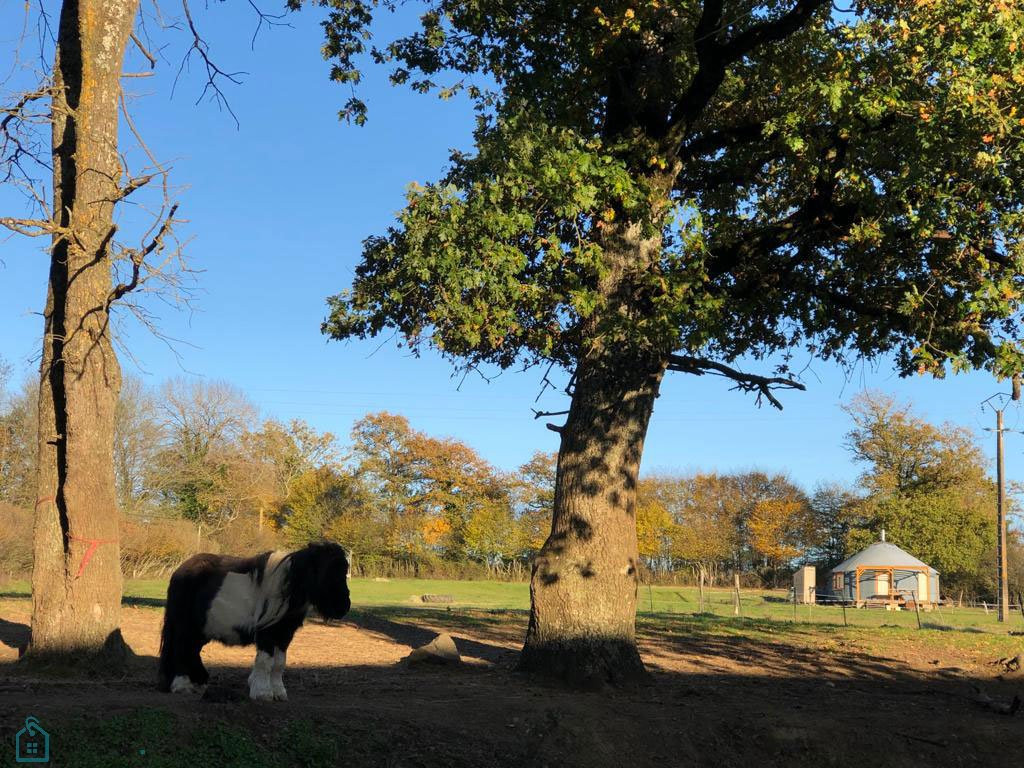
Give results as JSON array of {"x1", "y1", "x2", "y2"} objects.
[
  {"x1": 30, "y1": 0, "x2": 139, "y2": 663},
  {"x1": 519, "y1": 223, "x2": 667, "y2": 686}
]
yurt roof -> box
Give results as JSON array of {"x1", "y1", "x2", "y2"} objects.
[{"x1": 830, "y1": 541, "x2": 937, "y2": 574}]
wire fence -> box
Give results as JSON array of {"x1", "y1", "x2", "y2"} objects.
[{"x1": 635, "y1": 585, "x2": 1024, "y2": 632}]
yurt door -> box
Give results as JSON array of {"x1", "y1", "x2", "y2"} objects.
[
  {"x1": 876, "y1": 572, "x2": 890, "y2": 598},
  {"x1": 916, "y1": 572, "x2": 928, "y2": 602}
]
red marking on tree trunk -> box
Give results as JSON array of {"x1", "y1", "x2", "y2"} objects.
[{"x1": 67, "y1": 534, "x2": 117, "y2": 579}]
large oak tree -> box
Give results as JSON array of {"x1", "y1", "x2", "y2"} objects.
[{"x1": 323, "y1": 0, "x2": 1024, "y2": 685}]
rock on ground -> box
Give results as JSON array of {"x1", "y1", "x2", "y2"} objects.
[{"x1": 405, "y1": 633, "x2": 461, "y2": 666}]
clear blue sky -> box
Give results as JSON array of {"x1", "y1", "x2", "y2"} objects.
[{"x1": 1, "y1": 1, "x2": 1022, "y2": 494}]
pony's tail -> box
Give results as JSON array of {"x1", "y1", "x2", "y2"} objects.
[{"x1": 157, "y1": 574, "x2": 185, "y2": 692}]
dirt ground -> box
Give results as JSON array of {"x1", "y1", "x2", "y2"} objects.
[{"x1": 1, "y1": 599, "x2": 1022, "y2": 767}]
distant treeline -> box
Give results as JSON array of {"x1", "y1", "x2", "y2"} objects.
[{"x1": 0, "y1": 371, "x2": 1020, "y2": 598}]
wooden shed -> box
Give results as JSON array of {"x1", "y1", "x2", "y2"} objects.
[{"x1": 828, "y1": 535, "x2": 939, "y2": 609}]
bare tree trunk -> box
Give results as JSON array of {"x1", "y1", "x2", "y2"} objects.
[{"x1": 30, "y1": 0, "x2": 139, "y2": 663}]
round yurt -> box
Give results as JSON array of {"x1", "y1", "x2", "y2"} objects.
[{"x1": 828, "y1": 533, "x2": 939, "y2": 608}]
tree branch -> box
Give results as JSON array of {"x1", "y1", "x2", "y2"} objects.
[
  {"x1": 667, "y1": 354, "x2": 805, "y2": 409},
  {"x1": 721, "y1": 0, "x2": 829, "y2": 63},
  {"x1": 668, "y1": 0, "x2": 829, "y2": 142},
  {"x1": 130, "y1": 32, "x2": 157, "y2": 69},
  {"x1": 175, "y1": 0, "x2": 247, "y2": 127},
  {"x1": 107, "y1": 204, "x2": 179, "y2": 305},
  {"x1": 0, "y1": 216, "x2": 56, "y2": 236},
  {"x1": 532, "y1": 408, "x2": 569, "y2": 420}
]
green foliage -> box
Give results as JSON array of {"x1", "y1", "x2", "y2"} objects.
[
  {"x1": 847, "y1": 488, "x2": 996, "y2": 591},
  {"x1": 844, "y1": 392, "x2": 988, "y2": 494},
  {"x1": 276, "y1": 466, "x2": 369, "y2": 547},
  {"x1": 326, "y1": 114, "x2": 653, "y2": 368},
  {"x1": 843, "y1": 391, "x2": 997, "y2": 593},
  {"x1": 323, "y1": 0, "x2": 1024, "y2": 389},
  {"x1": 463, "y1": 501, "x2": 522, "y2": 566}
]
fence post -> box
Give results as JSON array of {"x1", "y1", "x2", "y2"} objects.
[
  {"x1": 792, "y1": 588, "x2": 797, "y2": 622},
  {"x1": 911, "y1": 590, "x2": 922, "y2": 630},
  {"x1": 841, "y1": 599, "x2": 848, "y2": 628},
  {"x1": 698, "y1": 569, "x2": 706, "y2": 614},
  {"x1": 733, "y1": 573, "x2": 741, "y2": 617},
  {"x1": 648, "y1": 583, "x2": 654, "y2": 614}
]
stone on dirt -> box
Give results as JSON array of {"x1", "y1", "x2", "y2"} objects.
[{"x1": 405, "y1": 632, "x2": 461, "y2": 666}]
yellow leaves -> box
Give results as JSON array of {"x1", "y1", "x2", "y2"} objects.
[
  {"x1": 421, "y1": 516, "x2": 452, "y2": 546},
  {"x1": 748, "y1": 499, "x2": 808, "y2": 563},
  {"x1": 592, "y1": 5, "x2": 639, "y2": 34},
  {"x1": 918, "y1": 106, "x2": 932, "y2": 122},
  {"x1": 982, "y1": 133, "x2": 995, "y2": 143},
  {"x1": 601, "y1": 207, "x2": 616, "y2": 222},
  {"x1": 635, "y1": 497, "x2": 672, "y2": 558}
]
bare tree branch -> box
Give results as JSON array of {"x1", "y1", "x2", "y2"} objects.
[
  {"x1": 108, "y1": 204, "x2": 180, "y2": 305},
  {"x1": 244, "y1": 0, "x2": 292, "y2": 50},
  {"x1": 0, "y1": 216, "x2": 56, "y2": 237},
  {"x1": 532, "y1": 408, "x2": 569, "y2": 420},
  {"x1": 174, "y1": 0, "x2": 247, "y2": 128},
  {"x1": 130, "y1": 32, "x2": 158, "y2": 69},
  {"x1": 667, "y1": 354, "x2": 806, "y2": 409}
]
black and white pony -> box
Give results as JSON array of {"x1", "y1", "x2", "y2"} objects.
[{"x1": 158, "y1": 541, "x2": 350, "y2": 701}]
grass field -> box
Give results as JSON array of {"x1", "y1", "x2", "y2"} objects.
[{"x1": 5, "y1": 575, "x2": 1022, "y2": 634}]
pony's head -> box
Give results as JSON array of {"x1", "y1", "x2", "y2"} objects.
[{"x1": 292, "y1": 541, "x2": 351, "y2": 620}]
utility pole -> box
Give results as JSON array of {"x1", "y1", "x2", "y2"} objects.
[
  {"x1": 996, "y1": 408, "x2": 1009, "y2": 623},
  {"x1": 984, "y1": 376, "x2": 1019, "y2": 623}
]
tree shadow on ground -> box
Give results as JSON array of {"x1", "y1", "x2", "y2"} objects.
[
  {"x1": 2, "y1": 603, "x2": 1022, "y2": 768},
  {"x1": 338, "y1": 608, "x2": 517, "y2": 666},
  {"x1": 0, "y1": 646, "x2": 1020, "y2": 768}
]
